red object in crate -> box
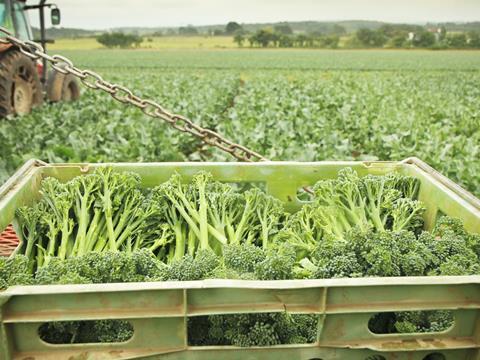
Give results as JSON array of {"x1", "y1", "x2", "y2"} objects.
[{"x1": 0, "y1": 225, "x2": 20, "y2": 257}]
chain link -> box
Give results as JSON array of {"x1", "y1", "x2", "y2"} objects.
[{"x1": 0, "y1": 27, "x2": 268, "y2": 163}]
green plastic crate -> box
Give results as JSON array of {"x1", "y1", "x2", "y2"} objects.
[{"x1": 0, "y1": 158, "x2": 479, "y2": 360}]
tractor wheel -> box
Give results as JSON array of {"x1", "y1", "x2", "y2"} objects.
[
  {"x1": 0, "y1": 50, "x2": 43, "y2": 117},
  {"x1": 47, "y1": 70, "x2": 81, "y2": 102}
]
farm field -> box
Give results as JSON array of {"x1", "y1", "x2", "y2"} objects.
[
  {"x1": 48, "y1": 36, "x2": 237, "y2": 50},
  {"x1": 0, "y1": 49, "x2": 479, "y2": 196}
]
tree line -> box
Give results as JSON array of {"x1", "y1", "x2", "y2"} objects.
[
  {"x1": 95, "y1": 22, "x2": 480, "y2": 50},
  {"x1": 96, "y1": 32, "x2": 143, "y2": 48},
  {"x1": 352, "y1": 25, "x2": 480, "y2": 49},
  {"x1": 235, "y1": 23, "x2": 480, "y2": 49}
]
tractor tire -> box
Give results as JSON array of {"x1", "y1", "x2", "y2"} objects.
[
  {"x1": 0, "y1": 50, "x2": 43, "y2": 117},
  {"x1": 47, "y1": 70, "x2": 81, "y2": 102}
]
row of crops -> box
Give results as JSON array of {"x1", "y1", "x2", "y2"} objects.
[
  {"x1": 1, "y1": 58, "x2": 478, "y2": 196},
  {"x1": 56, "y1": 49, "x2": 480, "y2": 70}
]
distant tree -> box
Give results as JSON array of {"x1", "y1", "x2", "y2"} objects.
[
  {"x1": 250, "y1": 28, "x2": 275, "y2": 47},
  {"x1": 225, "y1": 21, "x2": 242, "y2": 35},
  {"x1": 320, "y1": 35, "x2": 340, "y2": 48},
  {"x1": 274, "y1": 24, "x2": 293, "y2": 35},
  {"x1": 294, "y1": 33, "x2": 308, "y2": 47},
  {"x1": 178, "y1": 26, "x2": 198, "y2": 36},
  {"x1": 468, "y1": 31, "x2": 480, "y2": 48},
  {"x1": 389, "y1": 33, "x2": 408, "y2": 48},
  {"x1": 447, "y1": 33, "x2": 468, "y2": 48},
  {"x1": 213, "y1": 29, "x2": 225, "y2": 36},
  {"x1": 278, "y1": 34, "x2": 294, "y2": 47},
  {"x1": 233, "y1": 29, "x2": 247, "y2": 47},
  {"x1": 96, "y1": 32, "x2": 143, "y2": 49},
  {"x1": 412, "y1": 30, "x2": 436, "y2": 48},
  {"x1": 356, "y1": 28, "x2": 387, "y2": 47}
]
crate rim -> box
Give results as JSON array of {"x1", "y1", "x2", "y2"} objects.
[
  {"x1": 1, "y1": 157, "x2": 479, "y2": 211},
  {"x1": 1, "y1": 275, "x2": 480, "y2": 297}
]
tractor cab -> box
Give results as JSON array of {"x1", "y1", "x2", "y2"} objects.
[
  {"x1": 0, "y1": 0, "x2": 79, "y2": 117},
  {"x1": 0, "y1": 0, "x2": 33, "y2": 40}
]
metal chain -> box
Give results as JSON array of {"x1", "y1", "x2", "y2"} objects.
[
  {"x1": 0, "y1": 28, "x2": 316, "y2": 195},
  {"x1": 0, "y1": 27, "x2": 267, "y2": 162}
]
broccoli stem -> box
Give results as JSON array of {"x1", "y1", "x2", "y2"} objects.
[
  {"x1": 58, "y1": 217, "x2": 73, "y2": 260},
  {"x1": 197, "y1": 182, "x2": 209, "y2": 250},
  {"x1": 392, "y1": 207, "x2": 422, "y2": 232},
  {"x1": 232, "y1": 200, "x2": 252, "y2": 244},
  {"x1": 44, "y1": 217, "x2": 59, "y2": 266},
  {"x1": 365, "y1": 182, "x2": 386, "y2": 232},
  {"x1": 75, "y1": 184, "x2": 94, "y2": 255},
  {"x1": 84, "y1": 209, "x2": 103, "y2": 252},
  {"x1": 173, "y1": 222, "x2": 185, "y2": 260},
  {"x1": 24, "y1": 231, "x2": 36, "y2": 264},
  {"x1": 187, "y1": 228, "x2": 196, "y2": 256},
  {"x1": 36, "y1": 244, "x2": 45, "y2": 268},
  {"x1": 105, "y1": 209, "x2": 116, "y2": 252}
]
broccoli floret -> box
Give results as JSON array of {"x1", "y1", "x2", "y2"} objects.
[
  {"x1": 425, "y1": 227, "x2": 479, "y2": 275},
  {"x1": 311, "y1": 240, "x2": 363, "y2": 279},
  {"x1": 215, "y1": 314, "x2": 276, "y2": 347},
  {"x1": 438, "y1": 254, "x2": 480, "y2": 275},
  {"x1": 163, "y1": 249, "x2": 220, "y2": 281},
  {"x1": 394, "y1": 310, "x2": 454, "y2": 333},
  {"x1": 36, "y1": 250, "x2": 164, "y2": 285},
  {"x1": 278, "y1": 313, "x2": 318, "y2": 344},
  {"x1": 255, "y1": 243, "x2": 296, "y2": 280},
  {"x1": 193, "y1": 312, "x2": 318, "y2": 347},
  {"x1": 223, "y1": 243, "x2": 265, "y2": 274},
  {"x1": 38, "y1": 320, "x2": 133, "y2": 344},
  {"x1": 433, "y1": 216, "x2": 467, "y2": 237},
  {"x1": 93, "y1": 320, "x2": 134, "y2": 343},
  {"x1": 188, "y1": 316, "x2": 220, "y2": 346},
  {"x1": 0, "y1": 255, "x2": 34, "y2": 289},
  {"x1": 235, "y1": 322, "x2": 280, "y2": 347},
  {"x1": 309, "y1": 227, "x2": 436, "y2": 279},
  {"x1": 369, "y1": 310, "x2": 454, "y2": 335}
]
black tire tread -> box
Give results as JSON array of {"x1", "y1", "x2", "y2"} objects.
[{"x1": 0, "y1": 49, "x2": 43, "y2": 117}]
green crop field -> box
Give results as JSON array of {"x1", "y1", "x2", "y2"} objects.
[{"x1": 1, "y1": 48, "x2": 479, "y2": 196}]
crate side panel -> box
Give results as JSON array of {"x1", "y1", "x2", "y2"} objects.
[
  {"x1": 187, "y1": 287, "x2": 325, "y2": 315},
  {"x1": 326, "y1": 284, "x2": 480, "y2": 313},
  {"x1": 9, "y1": 317, "x2": 185, "y2": 355},
  {"x1": 3, "y1": 289, "x2": 185, "y2": 322},
  {"x1": 319, "y1": 310, "x2": 477, "y2": 345}
]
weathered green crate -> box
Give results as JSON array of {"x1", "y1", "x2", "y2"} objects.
[{"x1": 0, "y1": 158, "x2": 479, "y2": 360}]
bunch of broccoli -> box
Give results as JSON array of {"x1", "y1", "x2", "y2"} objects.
[
  {"x1": 15, "y1": 169, "x2": 287, "y2": 273},
  {"x1": 16, "y1": 168, "x2": 160, "y2": 272},
  {"x1": 3, "y1": 167, "x2": 479, "y2": 346},
  {"x1": 300, "y1": 216, "x2": 480, "y2": 280},
  {"x1": 149, "y1": 172, "x2": 286, "y2": 263},
  {"x1": 278, "y1": 168, "x2": 425, "y2": 261}
]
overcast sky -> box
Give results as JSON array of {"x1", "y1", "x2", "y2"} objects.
[{"x1": 29, "y1": 0, "x2": 480, "y2": 30}]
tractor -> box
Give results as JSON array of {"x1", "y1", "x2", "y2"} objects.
[{"x1": 0, "y1": 0, "x2": 80, "y2": 117}]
